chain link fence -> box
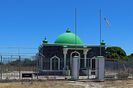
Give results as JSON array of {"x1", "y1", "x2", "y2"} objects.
[
  {"x1": 0, "y1": 55, "x2": 133, "y2": 80},
  {"x1": 105, "y1": 58, "x2": 133, "y2": 79},
  {"x1": 0, "y1": 55, "x2": 37, "y2": 80}
]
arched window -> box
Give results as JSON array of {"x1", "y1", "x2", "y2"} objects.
[
  {"x1": 90, "y1": 57, "x2": 96, "y2": 70},
  {"x1": 50, "y1": 56, "x2": 60, "y2": 70}
]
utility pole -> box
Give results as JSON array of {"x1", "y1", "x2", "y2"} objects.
[
  {"x1": 75, "y1": 8, "x2": 77, "y2": 50},
  {"x1": 99, "y1": 9, "x2": 102, "y2": 56}
]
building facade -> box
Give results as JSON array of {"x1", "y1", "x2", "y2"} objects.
[{"x1": 38, "y1": 28, "x2": 105, "y2": 75}]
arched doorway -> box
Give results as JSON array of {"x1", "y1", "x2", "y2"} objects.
[
  {"x1": 70, "y1": 51, "x2": 80, "y2": 68},
  {"x1": 70, "y1": 51, "x2": 80, "y2": 58}
]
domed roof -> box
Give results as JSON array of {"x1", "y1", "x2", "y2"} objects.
[{"x1": 54, "y1": 28, "x2": 83, "y2": 44}]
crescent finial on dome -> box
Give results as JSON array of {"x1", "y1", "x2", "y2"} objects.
[{"x1": 66, "y1": 28, "x2": 71, "y2": 33}]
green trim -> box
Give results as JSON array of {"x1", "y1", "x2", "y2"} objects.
[
  {"x1": 43, "y1": 37, "x2": 48, "y2": 44},
  {"x1": 100, "y1": 40, "x2": 105, "y2": 45}
]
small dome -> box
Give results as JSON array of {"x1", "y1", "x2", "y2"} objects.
[
  {"x1": 54, "y1": 28, "x2": 83, "y2": 44},
  {"x1": 43, "y1": 37, "x2": 48, "y2": 44}
]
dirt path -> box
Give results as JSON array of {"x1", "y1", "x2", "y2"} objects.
[
  {"x1": 0, "y1": 81, "x2": 83, "y2": 88},
  {"x1": 68, "y1": 81, "x2": 103, "y2": 88},
  {"x1": 68, "y1": 80, "x2": 133, "y2": 88},
  {"x1": 0, "y1": 80, "x2": 133, "y2": 88}
]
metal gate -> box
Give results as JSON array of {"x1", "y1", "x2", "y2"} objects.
[
  {"x1": 79, "y1": 57, "x2": 97, "y2": 79},
  {"x1": 88, "y1": 57, "x2": 97, "y2": 79}
]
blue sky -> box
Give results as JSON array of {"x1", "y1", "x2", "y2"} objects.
[{"x1": 0, "y1": 0, "x2": 133, "y2": 55}]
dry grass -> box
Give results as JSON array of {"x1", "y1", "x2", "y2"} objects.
[
  {"x1": 69, "y1": 80, "x2": 133, "y2": 88},
  {"x1": 1, "y1": 80, "x2": 133, "y2": 88},
  {"x1": 101, "y1": 80, "x2": 133, "y2": 88},
  {"x1": 0, "y1": 81, "x2": 84, "y2": 88}
]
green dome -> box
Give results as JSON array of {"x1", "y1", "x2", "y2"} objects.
[{"x1": 54, "y1": 28, "x2": 83, "y2": 44}]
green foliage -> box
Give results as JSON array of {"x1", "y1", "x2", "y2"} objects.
[
  {"x1": 128, "y1": 53, "x2": 133, "y2": 57},
  {"x1": 131, "y1": 53, "x2": 133, "y2": 57},
  {"x1": 100, "y1": 40, "x2": 106, "y2": 45},
  {"x1": 0, "y1": 62, "x2": 3, "y2": 65},
  {"x1": 22, "y1": 59, "x2": 36, "y2": 66},
  {"x1": 126, "y1": 53, "x2": 133, "y2": 59},
  {"x1": 106, "y1": 46, "x2": 127, "y2": 59},
  {"x1": 9, "y1": 59, "x2": 21, "y2": 66},
  {"x1": 8, "y1": 58, "x2": 36, "y2": 67}
]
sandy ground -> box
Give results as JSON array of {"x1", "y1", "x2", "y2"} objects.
[
  {"x1": 0, "y1": 81, "x2": 83, "y2": 88},
  {"x1": 0, "y1": 80, "x2": 133, "y2": 88},
  {"x1": 101, "y1": 80, "x2": 133, "y2": 88},
  {"x1": 69, "y1": 80, "x2": 133, "y2": 88}
]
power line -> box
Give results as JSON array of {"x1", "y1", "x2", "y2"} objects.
[
  {"x1": 99, "y1": 9, "x2": 102, "y2": 56},
  {"x1": 0, "y1": 46, "x2": 37, "y2": 49}
]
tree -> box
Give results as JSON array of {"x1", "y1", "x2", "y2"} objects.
[
  {"x1": 126, "y1": 53, "x2": 133, "y2": 59},
  {"x1": 129, "y1": 53, "x2": 133, "y2": 57},
  {"x1": 9, "y1": 59, "x2": 21, "y2": 66},
  {"x1": 106, "y1": 46, "x2": 126, "y2": 59},
  {"x1": 0, "y1": 62, "x2": 3, "y2": 65},
  {"x1": 22, "y1": 59, "x2": 36, "y2": 66},
  {"x1": 8, "y1": 58, "x2": 36, "y2": 67}
]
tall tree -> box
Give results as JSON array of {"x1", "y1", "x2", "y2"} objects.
[
  {"x1": 106, "y1": 46, "x2": 126, "y2": 59},
  {"x1": 126, "y1": 53, "x2": 133, "y2": 59}
]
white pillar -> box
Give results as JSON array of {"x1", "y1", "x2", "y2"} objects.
[
  {"x1": 58, "y1": 58, "x2": 60, "y2": 70},
  {"x1": 83, "y1": 49, "x2": 89, "y2": 68},
  {"x1": 63, "y1": 49, "x2": 68, "y2": 69},
  {"x1": 50, "y1": 59, "x2": 52, "y2": 70},
  {"x1": 40, "y1": 56, "x2": 43, "y2": 70}
]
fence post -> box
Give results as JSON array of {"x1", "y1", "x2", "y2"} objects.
[
  {"x1": 0, "y1": 56, "x2": 2, "y2": 80},
  {"x1": 36, "y1": 57, "x2": 39, "y2": 79},
  {"x1": 19, "y1": 56, "x2": 21, "y2": 80}
]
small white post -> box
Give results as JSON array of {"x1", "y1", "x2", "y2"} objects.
[{"x1": 96, "y1": 56, "x2": 105, "y2": 81}]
